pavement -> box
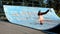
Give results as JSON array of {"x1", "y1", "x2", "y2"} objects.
[{"x1": 0, "y1": 21, "x2": 45, "y2": 34}]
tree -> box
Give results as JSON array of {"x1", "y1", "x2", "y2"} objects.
[{"x1": 54, "y1": 0, "x2": 60, "y2": 12}]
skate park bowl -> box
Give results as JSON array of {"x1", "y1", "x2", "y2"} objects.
[{"x1": 3, "y1": 5, "x2": 60, "y2": 30}]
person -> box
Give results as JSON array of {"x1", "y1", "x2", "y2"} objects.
[{"x1": 38, "y1": 10, "x2": 49, "y2": 25}]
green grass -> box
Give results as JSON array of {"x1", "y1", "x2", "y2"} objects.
[
  {"x1": 57, "y1": 14, "x2": 60, "y2": 17},
  {"x1": 55, "y1": 10, "x2": 60, "y2": 17}
]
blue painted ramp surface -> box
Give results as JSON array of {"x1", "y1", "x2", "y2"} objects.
[{"x1": 3, "y1": 5, "x2": 60, "y2": 30}]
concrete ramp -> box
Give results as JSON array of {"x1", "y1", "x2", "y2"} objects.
[{"x1": 3, "y1": 5, "x2": 60, "y2": 30}]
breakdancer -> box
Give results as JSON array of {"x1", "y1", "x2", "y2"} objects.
[{"x1": 38, "y1": 9, "x2": 49, "y2": 25}]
